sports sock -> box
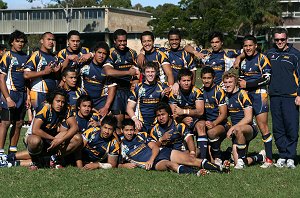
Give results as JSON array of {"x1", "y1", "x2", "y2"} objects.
[
  {"x1": 0, "y1": 149, "x2": 4, "y2": 154},
  {"x1": 7, "y1": 153, "x2": 16, "y2": 162},
  {"x1": 209, "y1": 137, "x2": 221, "y2": 159},
  {"x1": 8, "y1": 146, "x2": 17, "y2": 154},
  {"x1": 201, "y1": 159, "x2": 221, "y2": 172},
  {"x1": 197, "y1": 135, "x2": 208, "y2": 159},
  {"x1": 262, "y1": 133, "x2": 272, "y2": 160},
  {"x1": 236, "y1": 144, "x2": 247, "y2": 162},
  {"x1": 177, "y1": 165, "x2": 197, "y2": 174},
  {"x1": 250, "y1": 154, "x2": 264, "y2": 163}
]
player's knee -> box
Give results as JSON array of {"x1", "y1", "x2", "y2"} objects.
[
  {"x1": 1, "y1": 121, "x2": 11, "y2": 128},
  {"x1": 71, "y1": 134, "x2": 83, "y2": 145},
  {"x1": 195, "y1": 122, "x2": 206, "y2": 135},
  {"x1": 27, "y1": 136, "x2": 43, "y2": 153}
]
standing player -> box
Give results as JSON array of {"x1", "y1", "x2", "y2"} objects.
[
  {"x1": 127, "y1": 62, "x2": 170, "y2": 133},
  {"x1": 0, "y1": 44, "x2": 6, "y2": 59},
  {"x1": 238, "y1": 35, "x2": 273, "y2": 168},
  {"x1": 80, "y1": 42, "x2": 116, "y2": 117},
  {"x1": 24, "y1": 32, "x2": 60, "y2": 111},
  {"x1": 103, "y1": 29, "x2": 139, "y2": 132},
  {"x1": 199, "y1": 66, "x2": 228, "y2": 166},
  {"x1": 57, "y1": 30, "x2": 92, "y2": 71},
  {"x1": 185, "y1": 31, "x2": 239, "y2": 85},
  {"x1": 168, "y1": 69, "x2": 206, "y2": 160},
  {"x1": 0, "y1": 30, "x2": 29, "y2": 155}
]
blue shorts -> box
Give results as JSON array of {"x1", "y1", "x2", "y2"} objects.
[
  {"x1": 232, "y1": 124, "x2": 259, "y2": 144},
  {"x1": 248, "y1": 92, "x2": 269, "y2": 116},
  {"x1": 153, "y1": 147, "x2": 172, "y2": 170},
  {"x1": 1, "y1": 90, "x2": 27, "y2": 109},
  {"x1": 92, "y1": 96, "x2": 107, "y2": 110},
  {"x1": 30, "y1": 91, "x2": 47, "y2": 111},
  {"x1": 111, "y1": 88, "x2": 131, "y2": 115}
]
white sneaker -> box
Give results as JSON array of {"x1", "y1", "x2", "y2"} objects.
[
  {"x1": 259, "y1": 150, "x2": 273, "y2": 168},
  {"x1": 234, "y1": 159, "x2": 245, "y2": 169},
  {"x1": 214, "y1": 158, "x2": 222, "y2": 167},
  {"x1": 286, "y1": 159, "x2": 296, "y2": 169},
  {"x1": 274, "y1": 158, "x2": 286, "y2": 168}
]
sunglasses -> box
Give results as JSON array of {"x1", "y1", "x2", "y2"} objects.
[{"x1": 274, "y1": 38, "x2": 286, "y2": 42}]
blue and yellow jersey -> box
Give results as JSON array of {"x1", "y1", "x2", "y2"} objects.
[
  {"x1": 129, "y1": 81, "x2": 168, "y2": 126},
  {"x1": 160, "y1": 47, "x2": 196, "y2": 81},
  {"x1": 25, "y1": 50, "x2": 58, "y2": 93},
  {"x1": 0, "y1": 50, "x2": 28, "y2": 92},
  {"x1": 226, "y1": 89, "x2": 252, "y2": 125},
  {"x1": 104, "y1": 47, "x2": 137, "y2": 88},
  {"x1": 267, "y1": 44, "x2": 300, "y2": 97},
  {"x1": 150, "y1": 120, "x2": 192, "y2": 150},
  {"x1": 82, "y1": 128, "x2": 120, "y2": 162},
  {"x1": 33, "y1": 103, "x2": 73, "y2": 136},
  {"x1": 120, "y1": 132, "x2": 153, "y2": 166},
  {"x1": 145, "y1": 48, "x2": 170, "y2": 83},
  {"x1": 202, "y1": 84, "x2": 226, "y2": 122},
  {"x1": 57, "y1": 47, "x2": 89, "y2": 70},
  {"x1": 80, "y1": 60, "x2": 114, "y2": 99},
  {"x1": 240, "y1": 53, "x2": 271, "y2": 92},
  {"x1": 199, "y1": 49, "x2": 240, "y2": 84},
  {"x1": 169, "y1": 86, "x2": 203, "y2": 109},
  {"x1": 65, "y1": 87, "x2": 87, "y2": 110}
]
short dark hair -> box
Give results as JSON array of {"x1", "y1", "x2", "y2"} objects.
[
  {"x1": 76, "y1": 95, "x2": 93, "y2": 110},
  {"x1": 41, "y1": 32, "x2": 54, "y2": 39},
  {"x1": 113, "y1": 29, "x2": 127, "y2": 41},
  {"x1": 67, "y1": 30, "x2": 80, "y2": 40},
  {"x1": 62, "y1": 67, "x2": 77, "y2": 77},
  {"x1": 93, "y1": 41, "x2": 109, "y2": 54},
  {"x1": 155, "y1": 102, "x2": 172, "y2": 116},
  {"x1": 273, "y1": 28, "x2": 288, "y2": 36},
  {"x1": 46, "y1": 88, "x2": 69, "y2": 110},
  {"x1": 177, "y1": 68, "x2": 193, "y2": 81},
  {"x1": 101, "y1": 115, "x2": 118, "y2": 130},
  {"x1": 9, "y1": 30, "x2": 27, "y2": 46},
  {"x1": 121, "y1": 118, "x2": 135, "y2": 129},
  {"x1": 243, "y1": 34, "x2": 257, "y2": 44},
  {"x1": 140, "y1": 31, "x2": 154, "y2": 42},
  {"x1": 168, "y1": 28, "x2": 181, "y2": 40},
  {"x1": 201, "y1": 66, "x2": 215, "y2": 78},
  {"x1": 209, "y1": 31, "x2": 224, "y2": 42},
  {"x1": 142, "y1": 61, "x2": 159, "y2": 73},
  {"x1": 0, "y1": 44, "x2": 6, "y2": 51}
]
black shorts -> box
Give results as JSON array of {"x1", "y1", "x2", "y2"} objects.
[
  {"x1": 153, "y1": 147, "x2": 172, "y2": 170},
  {"x1": 111, "y1": 88, "x2": 131, "y2": 115},
  {"x1": 1, "y1": 106, "x2": 26, "y2": 121}
]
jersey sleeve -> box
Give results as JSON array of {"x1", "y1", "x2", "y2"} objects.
[
  {"x1": 57, "y1": 49, "x2": 66, "y2": 64},
  {"x1": 239, "y1": 90, "x2": 252, "y2": 109},
  {"x1": 178, "y1": 123, "x2": 193, "y2": 140},
  {"x1": 35, "y1": 105, "x2": 50, "y2": 122},
  {"x1": 128, "y1": 84, "x2": 139, "y2": 102},
  {"x1": 149, "y1": 125, "x2": 159, "y2": 142},
  {"x1": 25, "y1": 51, "x2": 40, "y2": 71},
  {"x1": 0, "y1": 53, "x2": 10, "y2": 74},
  {"x1": 168, "y1": 91, "x2": 178, "y2": 105},
  {"x1": 215, "y1": 86, "x2": 226, "y2": 106},
  {"x1": 195, "y1": 87, "x2": 204, "y2": 101},
  {"x1": 108, "y1": 136, "x2": 120, "y2": 156}
]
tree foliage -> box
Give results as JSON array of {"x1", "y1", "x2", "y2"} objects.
[
  {"x1": 99, "y1": 0, "x2": 131, "y2": 8},
  {"x1": 0, "y1": 0, "x2": 7, "y2": 9}
]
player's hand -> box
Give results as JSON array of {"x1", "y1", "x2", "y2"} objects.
[
  {"x1": 162, "y1": 87, "x2": 171, "y2": 97},
  {"x1": 43, "y1": 64, "x2": 53, "y2": 75},
  {"x1": 83, "y1": 162, "x2": 99, "y2": 170},
  {"x1": 6, "y1": 97, "x2": 16, "y2": 108},
  {"x1": 233, "y1": 57, "x2": 241, "y2": 69},
  {"x1": 25, "y1": 98, "x2": 31, "y2": 109},
  {"x1": 182, "y1": 116, "x2": 193, "y2": 126},
  {"x1": 98, "y1": 106, "x2": 109, "y2": 117},
  {"x1": 78, "y1": 53, "x2": 92, "y2": 63},
  {"x1": 128, "y1": 67, "x2": 138, "y2": 76},
  {"x1": 174, "y1": 105, "x2": 184, "y2": 116},
  {"x1": 145, "y1": 160, "x2": 154, "y2": 170},
  {"x1": 194, "y1": 51, "x2": 206, "y2": 59},
  {"x1": 238, "y1": 78, "x2": 247, "y2": 88},
  {"x1": 134, "y1": 119, "x2": 143, "y2": 131},
  {"x1": 52, "y1": 63, "x2": 61, "y2": 73},
  {"x1": 205, "y1": 121, "x2": 215, "y2": 129},
  {"x1": 47, "y1": 138, "x2": 64, "y2": 151},
  {"x1": 67, "y1": 55, "x2": 79, "y2": 62},
  {"x1": 226, "y1": 127, "x2": 235, "y2": 139},
  {"x1": 171, "y1": 83, "x2": 179, "y2": 96},
  {"x1": 160, "y1": 132, "x2": 172, "y2": 142},
  {"x1": 88, "y1": 120, "x2": 100, "y2": 128},
  {"x1": 189, "y1": 151, "x2": 196, "y2": 158},
  {"x1": 295, "y1": 96, "x2": 300, "y2": 106},
  {"x1": 123, "y1": 163, "x2": 137, "y2": 169}
]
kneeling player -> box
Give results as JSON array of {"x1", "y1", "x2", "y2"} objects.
[
  {"x1": 78, "y1": 115, "x2": 120, "y2": 170},
  {"x1": 119, "y1": 118, "x2": 229, "y2": 174}
]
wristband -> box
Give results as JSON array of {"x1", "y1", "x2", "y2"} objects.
[{"x1": 89, "y1": 52, "x2": 94, "y2": 58}]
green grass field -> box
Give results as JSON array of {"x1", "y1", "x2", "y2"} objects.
[{"x1": 1, "y1": 73, "x2": 300, "y2": 197}]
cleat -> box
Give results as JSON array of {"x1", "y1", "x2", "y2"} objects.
[
  {"x1": 234, "y1": 159, "x2": 245, "y2": 169},
  {"x1": 0, "y1": 160, "x2": 12, "y2": 168},
  {"x1": 50, "y1": 155, "x2": 64, "y2": 169},
  {"x1": 274, "y1": 158, "x2": 286, "y2": 168},
  {"x1": 222, "y1": 160, "x2": 231, "y2": 173},
  {"x1": 260, "y1": 158, "x2": 273, "y2": 168},
  {"x1": 214, "y1": 158, "x2": 222, "y2": 167},
  {"x1": 286, "y1": 159, "x2": 296, "y2": 169},
  {"x1": 196, "y1": 169, "x2": 210, "y2": 176}
]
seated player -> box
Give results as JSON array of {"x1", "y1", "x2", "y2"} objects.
[
  {"x1": 168, "y1": 69, "x2": 206, "y2": 159},
  {"x1": 238, "y1": 35, "x2": 273, "y2": 168},
  {"x1": 127, "y1": 62, "x2": 170, "y2": 133},
  {"x1": 223, "y1": 72, "x2": 263, "y2": 169},
  {"x1": 80, "y1": 42, "x2": 116, "y2": 117},
  {"x1": 79, "y1": 115, "x2": 120, "y2": 170},
  {"x1": 25, "y1": 89, "x2": 82, "y2": 169},
  {"x1": 198, "y1": 66, "x2": 228, "y2": 166},
  {"x1": 61, "y1": 67, "x2": 86, "y2": 110},
  {"x1": 119, "y1": 118, "x2": 230, "y2": 175},
  {"x1": 150, "y1": 103, "x2": 196, "y2": 155}
]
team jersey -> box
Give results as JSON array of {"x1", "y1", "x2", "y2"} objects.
[
  {"x1": 80, "y1": 60, "x2": 114, "y2": 99},
  {"x1": 128, "y1": 81, "x2": 168, "y2": 127},
  {"x1": 198, "y1": 49, "x2": 240, "y2": 84},
  {"x1": 150, "y1": 120, "x2": 192, "y2": 150},
  {"x1": 202, "y1": 84, "x2": 226, "y2": 122},
  {"x1": 144, "y1": 48, "x2": 170, "y2": 83},
  {"x1": 240, "y1": 53, "x2": 271, "y2": 93},
  {"x1": 65, "y1": 87, "x2": 87, "y2": 110},
  {"x1": 25, "y1": 50, "x2": 58, "y2": 93},
  {"x1": 0, "y1": 50, "x2": 28, "y2": 92},
  {"x1": 120, "y1": 132, "x2": 154, "y2": 166},
  {"x1": 104, "y1": 47, "x2": 137, "y2": 88},
  {"x1": 226, "y1": 89, "x2": 252, "y2": 125},
  {"x1": 169, "y1": 86, "x2": 203, "y2": 110},
  {"x1": 82, "y1": 128, "x2": 120, "y2": 162},
  {"x1": 160, "y1": 47, "x2": 196, "y2": 81},
  {"x1": 57, "y1": 47, "x2": 90, "y2": 70},
  {"x1": 29, "y1": 103, "x2": 73, "y2": 136}
]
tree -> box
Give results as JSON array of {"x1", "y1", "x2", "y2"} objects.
[
  {"x1": 0, "y1": 0, "x2": 7, "y2": 9},
  {"x1": 100, "y1": 0, "x2": 132, "y2": 8}
]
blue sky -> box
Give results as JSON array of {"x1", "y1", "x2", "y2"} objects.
[{"x1": 4, "y1": 0, "x2": 180, "y2": 9}]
